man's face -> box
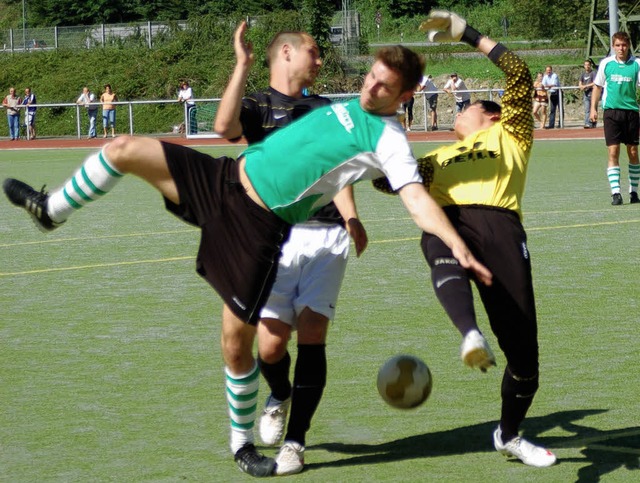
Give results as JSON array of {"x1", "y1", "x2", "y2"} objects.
[
  {"x1": 360, "y1": 60, "x2": 408, "y2": 115},
  {"x1": 613, "y1": 39, "x2": 630, "y2": 61},
  {"x1": 9, "y1": 88, "x2": 15, "y2": 96},
  {"x1": 290, "y1": 39, "x2": 322, "y2": 88},
  {"x1": 545, "y1": 67, "x2": 552, "y2": 76},
  {"x1": 453, "y1": 103, "x2": 495, "y2": 140},
  {"x1": 584, "y1": 61, "x2": 592, "y2": 71}
]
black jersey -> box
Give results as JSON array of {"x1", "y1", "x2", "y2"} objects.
[{"x1": 240, "y1": 87, "x2": 343, "y2": 226}]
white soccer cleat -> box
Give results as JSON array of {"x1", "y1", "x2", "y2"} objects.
[
  {"x1": 259, "y1": 395, "x2": 290, "y2": 446},
  {"x1": 274, "y1": 441, "x2": 305, "y2": 475},
  {"x1": 461, "y1": 329, "x2": 496, "y2": 372},
  {"x1": 493, "y1": 427, "x2": 557, "y2": 468}
]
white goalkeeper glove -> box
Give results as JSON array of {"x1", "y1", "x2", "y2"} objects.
[{"x1": 419, "y1": 10, "x2": 482, "y2": 47}]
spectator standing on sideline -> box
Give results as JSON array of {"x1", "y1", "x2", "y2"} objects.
[
  {"x1": 214, "y1": 22, "x2": 367, "y2": 476},
  {"x1": 422, "y1": 74, "x2": 439, "y2": 130},
  {"x1": 4, "y1": 39, "x2": 491, "y2": 477},
  {"x1": 2, "y1": 87, "x2": 21, "y2": 140},
  {"x1": 402, "y1": 75, "x2": 428, "y2": 131},
  {"x1": 77, "y1": 87, "x2": 98, "y2": 138},
  {"x1": 590, "y1": 31, "x2": 640, "y2": 205},
  {"x1": 443, "y1": 73, "x2": 471, "y2": 113},
  {"x1": 22, "y1": 87, "x2": 37, "y2": 140},
  {"x1": 100, "y1": 84, "x2": 117, "y2": 138},
  {"x1": 178, "y1": 81, "x2": 197, "y2": 134},
  {"x1": 542, "y1": 65, "x2": 560, "y2": 128},
  {"x1": 376, "y1": 10, "x2": 556, "y2": 468},
  {"x1": 579, "y1": 59, "x2": 597, "y2": 128},
  {"x1": 532, "y1": 72, "x2": 548, "y2": 130}
]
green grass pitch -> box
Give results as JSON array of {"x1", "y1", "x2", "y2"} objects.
[{"x1": 1, "y1": 140, "x2": 639, "y2": 481}]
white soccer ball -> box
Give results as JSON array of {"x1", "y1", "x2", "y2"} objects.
[{"x1": 376, "y1": 354, "x2": 433, "y2": 409}]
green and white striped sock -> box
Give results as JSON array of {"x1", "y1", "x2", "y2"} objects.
[
  {"x1": 629, "y1": 163, "x2": 640, "y2": 192},
  {"x1": 47, "y1": 149, "x2": 124, "y2": 223},
  {"x1": 226, "y1": 362, "x2": 259, "y2": 454},
  {"x1": 607, "y1": 166, "x2": 621, "y2": 194}
]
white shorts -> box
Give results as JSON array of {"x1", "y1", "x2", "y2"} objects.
[{"x1": 260, "y1": 222, "x2": 350, "y2": 327}]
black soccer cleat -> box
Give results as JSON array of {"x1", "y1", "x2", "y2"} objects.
[
  {"x1": 234, "y1": 443, "x2": 275, "y2": 477},
  {"x1": 611, "y1": 193, "x2": 623, "y2": 206},
  {"x1": 3, "y1": 178, "x2": 61, "y2": 231},
  {"x1": 630, "y1": 192, "x2": 640, "y2": 204}
]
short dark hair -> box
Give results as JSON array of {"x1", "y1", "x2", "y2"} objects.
[
  {"x1": 473, "y1": 100, "x2": 501, "y2": 114},
  {"x1": 612, "y1": 31, "x2": 631, "y2": 45},
  {"x1": 375, "y1": 45, "x2": 425, "y2": 93}
]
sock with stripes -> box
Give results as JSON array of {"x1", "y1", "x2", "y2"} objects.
[
  {"x1": 226, "y1": 362, "x2": 260, "y2": 454},
  {"x1": 607, "y1": 166, "x2": 621, "y2": 194},
  {"x1": 47, "y1": 149, "x2": 124, "y2": 223},
  {"x1": 629, "y1": 163, "x2": 640, "y2": 193}
]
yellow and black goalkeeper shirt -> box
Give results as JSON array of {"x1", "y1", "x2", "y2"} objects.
[{"x1": 374, "y1": 44, "x2": 534, "y2": 220}]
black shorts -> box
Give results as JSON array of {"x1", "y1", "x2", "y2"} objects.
[
  {"x1": 603, "y1": 109, "x2": 640, "y2": 146},
  {"x1": 161, "y1": 142, "x2": 291, "y2": 325},
  {"x1": 426, "y1": 94, "x2": 438, "y2": 110}
]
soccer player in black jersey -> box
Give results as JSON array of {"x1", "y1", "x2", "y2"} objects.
[
  {"x1": 375, "y1": 11, "x2": 557, "y2": 468},
  {"x1": 214, "y1": 22, "x2": 367, "y2": 475}
]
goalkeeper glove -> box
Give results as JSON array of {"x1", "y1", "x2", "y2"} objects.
[{"x1": 419, "y1": 10, "x2": 482, "y2": 47}]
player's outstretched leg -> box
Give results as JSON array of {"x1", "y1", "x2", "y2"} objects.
[{"x1": 3, "y1": 147, "x2": 125, "y2": 232}]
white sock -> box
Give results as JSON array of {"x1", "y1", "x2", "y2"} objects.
[
  {"x1": 629, "y1": 164, "x2": 640, "y2": 192},
  {"x1": 607, "y1": 166, "x2": 621, "y2": 194},
  {"x1": 226, "y1": 362, "x2": 260, "y2": 454},
  {"x1": 47, "y1": 149, "x2": 124, "y2": 223}
]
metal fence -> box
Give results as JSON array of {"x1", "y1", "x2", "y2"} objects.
[
  {"x1": 1, "y1": 21, "x2": 188, "y2": 52},
  {"x1": 0, "y1": 86, "x2": 594, "y2": 141}
]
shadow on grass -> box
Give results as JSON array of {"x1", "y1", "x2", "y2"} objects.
[{"x1": 308, "y1": 409, "x2": 640, "y2": 481}]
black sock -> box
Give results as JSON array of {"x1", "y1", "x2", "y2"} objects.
[
  {"x1": 257, "y1": 351, "x2": 292, "y2": 402},
  {"x1": 500, "y1": 366, "x2": 538, "y2": 441},
  {"x1": 430, "y1": 258, "x2": 478, "y2": 335},
  {"x1": 284, "y1": 344, "x2": 327, "y2": 446}
]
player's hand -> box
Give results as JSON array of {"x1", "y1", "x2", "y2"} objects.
[
  {"x1": 233, "y1": 21, "x2": 254, "y2": 68},
  {"x1": 451, "y1": 243, "x2": 493, "y2": 286},
  {"x1": 419, "y1": 10, "x2": 468, "y2": 43},
  {"x1": 346, "y1": 218, "x2": 368, "y2": 257}
]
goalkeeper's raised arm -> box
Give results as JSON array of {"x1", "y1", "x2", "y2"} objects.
[{"x1": 420, "y1": 10, "x2": 533, "y2": 146}]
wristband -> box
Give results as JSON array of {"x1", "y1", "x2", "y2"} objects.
[{"x1": 461, "y1": 25, "x2": 482, "y2": 47}]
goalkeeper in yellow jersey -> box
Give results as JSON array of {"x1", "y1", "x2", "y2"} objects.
[{"x1": 374, "y1": 11, "x2": 556, "y2": 468}]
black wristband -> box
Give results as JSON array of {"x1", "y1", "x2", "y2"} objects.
[{"x1": 461, "y1": 25, "x2": 482, "y2": 47}]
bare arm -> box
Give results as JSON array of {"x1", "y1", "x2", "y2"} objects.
[
  {"x1": 213, "y1": 21, "x2": 254, "y2": 139},
  {"x1": 332, "y1": 185, "x2": 368, "y2": 257},
  {"x1": 398, "y1": 183, "x2": 492, "y2": 285}
]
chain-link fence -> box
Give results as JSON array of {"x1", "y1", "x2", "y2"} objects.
[{"x1": 1, "y1": 21, "x2": 187, "y2": 52}]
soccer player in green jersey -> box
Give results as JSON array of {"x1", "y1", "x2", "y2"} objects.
[{"x1": 590, "y1": 31, "x2": 640, "y2": 205}]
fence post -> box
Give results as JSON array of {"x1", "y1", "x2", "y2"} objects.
[
  {"x1": 54, "y1": 26, "x2": 58, "y2": 49},
  {"x1": 148, "y1": 21, "x2": 152, "y2": 48},
  {"x1": 76, "y1": 105, "x2": 82, "y2": 139},
  {"x1": 128, "y1": 102, "x2": 134, "y2": 135}
]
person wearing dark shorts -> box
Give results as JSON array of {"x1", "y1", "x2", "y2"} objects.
[
  {"x1": 375, "y1": 11, "x2": 556, "y2": 467},
  {"x1": 3, "y1": 37, "x2": 491, "y2": 478},
  {"x1": 162, "y1": 144, "x2": 291, "y2": 324},
  {"x1": 591, "y1": 31, "x2": 640, "y2": 205}
]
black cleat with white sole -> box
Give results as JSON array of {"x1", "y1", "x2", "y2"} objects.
[
  {"x1": 234, "y1": 443, "x2": 275, "y2": 477},
  {"x1": 3, "y1": 178, "x2": 62, "y2": 232}
]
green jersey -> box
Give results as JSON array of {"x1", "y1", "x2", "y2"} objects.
[
  {"x1": 595, "y1": 54, "x2": 640, "y2": 111},
  {"x1": 243, "y1": 98, "x2": 422, "y2": 224}
]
